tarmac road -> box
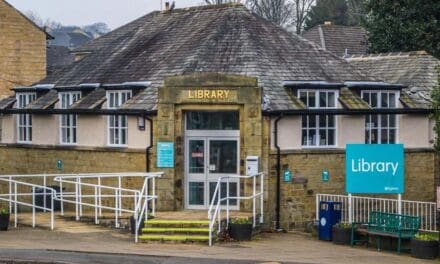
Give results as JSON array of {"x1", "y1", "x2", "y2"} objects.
[{"x1": 0, "y1": 249, "x2": 296, "y2": 264}]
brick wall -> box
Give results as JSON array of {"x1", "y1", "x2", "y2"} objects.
[{"x1": 0, "y1": 1, "x2": 47, "y2": 98}]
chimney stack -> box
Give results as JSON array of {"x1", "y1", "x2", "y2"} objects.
[{"x1": 165, "y1": 2, "x2": 170, "y2": 11}]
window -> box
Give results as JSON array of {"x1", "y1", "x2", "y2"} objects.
[
  {"x1": 299, "y1": 90, "x2": 338, "y2": 147},
  {"x1": 186, "y1": 111, "x2": 239, "y2": 130},
  {"x1": 362, "y1": 91, "x2": 398, "y2": 144},
  {"x1": 107, "y1": 90, "x2": 132, "y2": 146},
  {"x1": 16, "y1": 93, "x2": 36, "y2": 143},
  {"x1": 59, "y1": 92, "x2": 81, "y2": 144}
]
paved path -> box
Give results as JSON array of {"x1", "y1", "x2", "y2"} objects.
[{"x1": 0, "y1": 218, "x2": 434, "y2": 264}]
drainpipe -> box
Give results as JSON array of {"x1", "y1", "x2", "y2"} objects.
[
  {"x1": 274, "y1": 115, "x2": 283, "y2": 231},
  {"x1": 145, "y1": 116, "x2": 153, "y2": 172}
]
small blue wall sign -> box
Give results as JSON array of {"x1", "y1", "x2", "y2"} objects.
[
  {"x1": 56, "y1": 160, "x2": 63, "y2": 171},
  {"x1": 283, "y1": 170, "x2": 292, "y2": 182},
  {"x1": 322, "y1": 170, "x2": 329, "y2": 182},
  {"x1": 345, "y1": 144, "x2": 404, "y2": 194},
  {"x1": 157, "y1": 142, "x2": 174, "y2": 168}
]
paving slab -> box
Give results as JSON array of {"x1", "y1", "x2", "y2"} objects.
[{"x1": 0, "y1": 219, "x2": 434, "y2": 264}]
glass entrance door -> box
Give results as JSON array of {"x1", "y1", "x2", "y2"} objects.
[{"x1": 185, "y1": 137, "x2": 239, "y2": 209}]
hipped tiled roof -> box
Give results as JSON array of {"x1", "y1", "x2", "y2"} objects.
[
  {"x1": 0, "y1": 95, "x2": 15, "y2": 110},
  {"x1": 34, "y1": 3, "x2": 373, "y2": 111},
  {"x1": 302, "y1": 24, "x2": 368, "y2": 57},
  {"x1": 346, "y1": 51, "x2": 439, "y2": 108}
]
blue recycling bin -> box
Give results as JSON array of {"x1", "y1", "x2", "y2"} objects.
[{"x1": 318, "y1": 201, "x2": 342, "y2": 241}]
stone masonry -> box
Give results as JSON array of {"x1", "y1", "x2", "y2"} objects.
[
  {"x1": 268, "y1": 149, "x2": 438, "y2": 230},
  {"x1": 0, "y1": 0, "x2": 47, "y2": 99}
]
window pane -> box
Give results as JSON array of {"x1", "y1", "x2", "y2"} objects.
[
  {"x1": 371, "y1": 93, "x2": 378, "y2": 108},
  {"x1": 380, "y1": 129, "x2": 388, "y2": 144},
  {"x1": 319, "y1": 129, "x2": 326, "y2": 146},
  {"x1": 308, "y1": 115, "x2": 316, "y2": 128},
  {"x1": 389, "y1": 93, "x2": 396, "y2": 108},
  {"x1": 389, "y1": 129, "x2": 396, "y2": 143},
  {"x1": 186, "y1": 111, "x2": 239, "y2": 130},
  {"x1": 371, "y1": 129, "x2": 378, "y2": 143},
  {"x1": 380, "y1": 115, "x2": 388, "y2": 127},
  {"x1": 302, "y1": 129, "x2": 308, "y2": 146},
  {"x1": 299, "y1": 92, "x2": 307, "y2": 105},
  {"x1": 189, "y1": 140, "x2": 204, "y2": 173},
  {"x1": 308, "y1": 92, "x2": 316, "y2": 107},
  {"x1": 328, "y1": 115, "x2": 335, "y2": 127},
  {"x1": 209, "y1": 140, "x2": 237, "y2": 174},
  {"x1": 319, "y1": 92, "x2": 327, "y2": 107},
  {"x1": 328, "y1": 129, "x2": 335, "y2": 145},
  {"x1": 389, "y1": 115, "x2": 396, "y2": 127},
  {"x1": 309, "y1": 129, "x2": 316, "y2": 145},
  {"x1": 318, "y1": 115, "x2": 326, "y2": 127},
  {"x1": 328, "y1": 92, "x2": 335, "y2": 107},
  {"x1": 371, "y1": 115, "x2": 378, "y2": 128},
  {"x1": 189, "y1": 182, "x2": 204, "y2": 205},
  {"x1": 381, "y1": 93, "x2": 389, "y2": 108}
]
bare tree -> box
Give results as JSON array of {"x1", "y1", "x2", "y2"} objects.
[
  {"x1": 25, "y1": 11, "x2": 62, "y2": 30},
  {"x1": 292, "y1": 0, "x2": 314, "y2": 34},
  {"x1": 25, "y1": 11, "x2": 44, "y2": 27},
  {"x1": 246, "y1": 0, "x2": 294, "y2": 27}
]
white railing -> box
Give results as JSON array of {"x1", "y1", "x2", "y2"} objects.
[
  {"x1": 0, "y1": 178, "x2": 56, "y2": 230},
  {"x1": 316, "y1": 193, "x2": 437, "y2": 232},
  {"x1": 0, "y1": 172, "x2": 163, "y2": 242},
  {"x1": 207, "y1": 173, "x2": 264, "y2": 246}
]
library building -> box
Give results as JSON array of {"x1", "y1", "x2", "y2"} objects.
[{"x1": 0, "y1": 3, "x2": 438, "y2": 230}]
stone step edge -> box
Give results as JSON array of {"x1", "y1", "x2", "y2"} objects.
[
  {"x1": 139, "y1": 234, "x2": 210, "y2": 242},
  {"x1": 142, "y1": 227, "x2": 210, "y2": 233}
]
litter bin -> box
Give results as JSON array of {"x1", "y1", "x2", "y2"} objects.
[
  {"x1": 35, "y1": 185, "x2": 61, "y2": 211},
  {"x1": 318, "y1": 201, "x2": 342, "y2": 241}
]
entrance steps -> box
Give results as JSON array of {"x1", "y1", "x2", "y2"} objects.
[{"x1": 139, "y1": 219, "x2": 211, "y2": 243}]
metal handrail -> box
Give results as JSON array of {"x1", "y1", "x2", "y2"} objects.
[
  {"x1": 207, "y1": 173, "x2": 264, "y2": 246},
  {"x1": 0, "y1": 172, "x2": 163, "y2": 242},
  {"x1": 316, "y1": 193, "x2": 437, "y2": 232},
  {"x1": 0, "y1": 178, "x2": 56, "y2": 230}
]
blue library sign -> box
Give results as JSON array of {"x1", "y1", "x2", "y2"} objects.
[
  {"x1": 157, "y1": 142, "x2": 174, "y2": 168},
  {"x1": 345, "y1": 144, "x2": 404, "y2": 194}
]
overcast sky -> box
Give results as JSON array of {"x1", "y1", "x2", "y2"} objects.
[{"x1": 7, "y1": 0, "x2": 203, "y2": 29}]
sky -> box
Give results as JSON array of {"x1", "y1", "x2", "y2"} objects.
[{"x1": 6, "y1": 0, "x2": 203, "y2": 29}]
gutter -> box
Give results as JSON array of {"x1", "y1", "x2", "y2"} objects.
[
  {"x1": 264, "y1": 108, "x2": 432, "y2": 116},
  {"x1": 274, "y1": 115, "x2": 283, "y2": 231},
  {"x1": 0, "y1": 108, "x2": 158, "y2": 116},
  {"x1": 145, "y1": 116, "x2": 153, "y2": 172}
]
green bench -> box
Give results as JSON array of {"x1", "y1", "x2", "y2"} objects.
[{"x1": 350, "y1": 211, "x2": 421, "y2": 254}]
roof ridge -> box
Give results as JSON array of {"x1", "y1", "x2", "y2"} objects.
[
  {"x1": 163, "y1": 2, "x2": 245, "y2": 13},
  {"x1": 346, "y1": 50, "x2": 431, "y2": 60}
]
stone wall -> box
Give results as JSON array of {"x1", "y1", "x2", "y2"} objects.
[
  {"x1": 0, "y1": 1, "x2": 47, "y2": 98},
  {"x1": 0, "y1": 145, "x2": 155, "y2": 211},
  {"x1": 268, "y1": 149, "x2": 438, "y2": 230}
]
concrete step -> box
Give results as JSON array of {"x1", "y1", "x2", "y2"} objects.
[
  {"x1": 139, "y1": 234, "x2": 210, "y2": 242},
  {"x1": 142, "y1": 227, "x2": 210, "y2": 235},
  {"x1": 145, "y1": 219, "x2": 210, "y2": 228}
]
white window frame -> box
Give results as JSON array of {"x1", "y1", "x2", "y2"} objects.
[
  {"x1": 361, "y1": 90, "x2": 399, "y2": 144},
  {"x1": 107, "y1": 90, "x2": 132, "y2": 147},
  {"x1": 298, "y1": 89, "x2": 339, "y2": 148},
  {"x1": 16, "y1": 93, "x2": 36, "y2": 143},
  {"x1": 59, "y1": 91, "x2": 81, "y2": 145}
]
